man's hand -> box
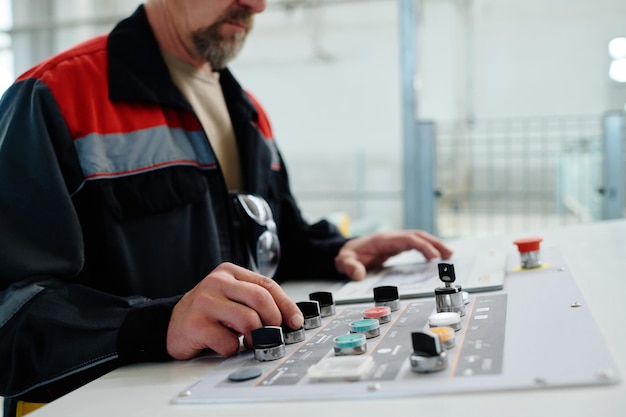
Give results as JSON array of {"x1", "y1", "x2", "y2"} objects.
[
  {"x1": 334, "y1": 230, "x2": 454, "y2": 281},
  {"x1": 166, "y1": 262, "x2": 304, "y2": 360}
]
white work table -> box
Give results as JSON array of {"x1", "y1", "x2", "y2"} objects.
[{"x1": 29, "y1": 219, "x2": 626, "y2": 417}]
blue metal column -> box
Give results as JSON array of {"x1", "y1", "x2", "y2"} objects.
[
  {"x1": 399, "y1": 0, "x2": 435, "y2": 233},
  {"x1": 602, "y1": 111, "x2": 625, "y2": 219}
]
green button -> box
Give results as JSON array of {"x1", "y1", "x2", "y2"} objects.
[
  {"x1": 350, "y1": 318, "x2": 380, "y2": 333},
  {"x1": 334, "y1": 333, "x2": 367, "y2": 349}
]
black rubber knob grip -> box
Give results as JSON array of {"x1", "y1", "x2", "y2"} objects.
[{"x1": 373, "y1": 285, "x2": 399, "y2": 302}]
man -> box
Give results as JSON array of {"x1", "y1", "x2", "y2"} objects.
[{"x1": 0, "y1": 0, "x2": 452, "y2": 414}]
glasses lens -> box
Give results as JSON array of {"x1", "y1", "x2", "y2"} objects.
[
  {"x1": 233, "y1": 193, "x2": 281, "y2": 278},
  {"x1": 256, "y1": 230, "x2": 280, "y2": 278},
  {"x1": 237, "y1": 194, "x2": 270, "y2": 226}
]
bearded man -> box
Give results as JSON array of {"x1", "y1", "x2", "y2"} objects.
[{"x1": 0, "y1": 1, "x2": 452, "y2": 415}]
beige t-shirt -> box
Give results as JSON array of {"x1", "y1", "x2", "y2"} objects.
[{"x1": 162, "y1": 51, "x2": 242, "y2": 191}]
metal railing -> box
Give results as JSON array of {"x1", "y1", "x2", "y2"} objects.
[
  {"x1": 435, "y1": 114, "x2": 608, "y2": 238},
  {"x1": 293, "y1": 113, "x2": 625, "y2": 239}
]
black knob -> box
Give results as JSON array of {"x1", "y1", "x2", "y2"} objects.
[
  {"x1": 296, "y1": 301, "x2": 322, "y2": 329},
  {"x1": 410, "y1": 330, "x2": 448, "y2": 373},
  {"x1": 309, "y1": 291, "x2": 334, "y2": 307},
  {"x1": 296, "y1": 301, "x2": 321, "y2": 319},
  {"x1": 411, "y1": 331, "x2": 443, "y2": 357},
  {"x1": 373, "y1": 286, "x2": 399, "y2": 302},
  {"x1": 251, "y1": 326, "x2": 286, "y2": 361},
  {"x1": 282, "y1": 324, "x2": 305, "y2": 344},
  {"x1": 309, "y1": 292, "x2": 336, "y2": 317},
  {"x1": 252, "y1": 326, "x2": 284, "y2": 349},
  {"x1": 373, "y1": 286, "x2": 400, "y2": 311}
]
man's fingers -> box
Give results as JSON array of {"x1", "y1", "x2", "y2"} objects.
[
  {"x1": 414, "y1": 233, "x2": 453, "y2": 260},
  {"x1": 167, "y1": 263, "x2": 304, "y2": 360},
  {"x1": 334, "y1": 231, "x2": 454, "y2": 281},
  {"x1": 406, "y1": 235, "x2": 442, "y2": 261},
  {"x1": 378, "y1": 231, "x2": 452, "y2": 261},
  {"x1": 224, "y1": 265, "x2": 304, "y2": 329},
  {"x1": 167, "y1": 294, "x2": 245, "y2": 359},
  {"x1": 335, "y1": 254, "x2": 367, "y2": 281},
  {"x1": 412, "y1": 231, "x2": 454, "y2": 258}
]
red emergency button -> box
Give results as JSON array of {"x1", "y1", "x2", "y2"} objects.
[{"x1": 513, "y1": 237, "x2": 543, "y2": 253}]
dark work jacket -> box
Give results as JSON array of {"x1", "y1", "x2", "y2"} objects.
[{"x1": 0, "y1": 5, "x2": 347, "y2": 404}]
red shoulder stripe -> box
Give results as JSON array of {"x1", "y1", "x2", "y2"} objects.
[{"x1": 245, "y1": 90, "x2": 274, "y2": 140}]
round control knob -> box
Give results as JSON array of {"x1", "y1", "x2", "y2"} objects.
[
  {"x1": 296, "y1": 300, "x2": 322, "y2": 329},
  {"x1": 251, "y1": 326, "x2": 286, "y2": 361},
  {"x1": 373, "y1": 285, "x2": 400, "y2": 311},
  {"x1": 409, "y1": 330, "x2": 448, "y2": 373},
  {"x1": 309, "y1": 291, "x2": 336, "y2": 317},
  {"x1": 282, "y1": 324, "x2": 305, "y2": 344}
]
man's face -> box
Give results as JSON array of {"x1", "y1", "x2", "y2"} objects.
[{"x1": 176, "y1": 0, "x2": 265, "y2": 69}]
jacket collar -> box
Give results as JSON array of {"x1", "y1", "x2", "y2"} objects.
[
  {"x1": 106, "y1": 6, "x2": 256, "y2": 116},
  {"x1": 106, "y1": 5, "x2": 191, "y2": 108}
]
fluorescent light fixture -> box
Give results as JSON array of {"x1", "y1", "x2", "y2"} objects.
[
  {"x1": 608, "y1": 37, "x2": 626, "y2": 59},
  {"x1": 609, "y1": 58, "x2": 626, "y2": 83}
]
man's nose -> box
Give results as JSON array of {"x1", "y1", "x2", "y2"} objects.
[{"x1": 238, "y1": 0, "x2": 266, "y2": 14}]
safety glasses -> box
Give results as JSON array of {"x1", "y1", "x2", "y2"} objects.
[{"x1": 232, "y1": 193, "x2": 281, "y2": 278}]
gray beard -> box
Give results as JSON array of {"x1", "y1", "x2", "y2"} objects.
[{"x1": 192, "y1": 24, "x2": 247, "y2": 70}]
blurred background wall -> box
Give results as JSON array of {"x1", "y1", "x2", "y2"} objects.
[{"x1": 1, "y1": 0, "x2": 625, "y2": 239}]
